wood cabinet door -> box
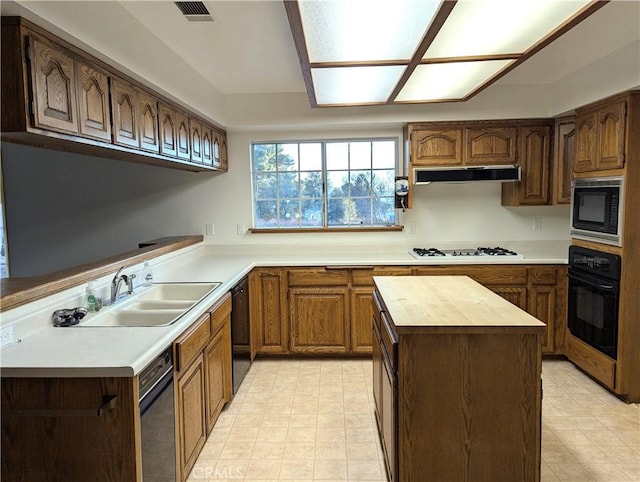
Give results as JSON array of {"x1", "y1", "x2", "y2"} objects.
[
  {"x1": 159, "y1": 103, "x2": 178, "y2": 157},
  {"x1": 138, "y1": 92, "x2": 159, "y2": 153},
  {"x1": 597, "y1": 101, "x2": 626, "y2": 170},
  {"x1": 202, "y1": 125, "x2": 214, "y2": 166},
  {"x1": 289, "y1": 287, "x2": 349, "y2": 354},
  {"x1": 110, "y1": 78, "x2": 139, "y2": 149},
  {"x1": 529, "y1": 286, "x2": 556, "y2": 354},
  {"x1": 175, "y1": 354, "x2": 207, "y2": 482},
  {"x1": 204, "y1": 323, "x2": 231, "y2": 433},
  {"x1": 219, "y1": 132, "x2": 228, "y2": 170},
  {"x1": 411, "y1": 129, "x2": 462, "y2": 166},
  {"x1": 553, "y1": 119, "x2": 575, "y2": 204},
  {"x1": 574, "y1": 112, "x2": 597, "y2": 172},
  {"x1": 464, "y1": 127, "x2": 517, "y2": 165},
  {"x1": 190, "y1": 118, "x2": 203, "y2": 163},
  {"x1": 249, "y1": 269, "x2": 288, "y2": 354},
  {"x1": 518, "y1": 125, "x2": 550, "y2": 205},
  {"x1": 176, "y1": 111, "x2": 191, "y2": 161},
  {"x1": 29, "y1": 35, "x2": 78, "y2": 134},
  {"x1": 75, "y1": 60, "x2": 111, "y2": 141},
  {"x1": 490, "y1": 286, "x2": 528, "y2": 311},
  {"x1": 350, "y1": 287, "x2": 374, "y2": 353}
]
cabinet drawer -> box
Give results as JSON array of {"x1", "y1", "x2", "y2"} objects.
[
  {"x1": 529, "y1": 266, "x2": 557, "y2": 285},
  {"x1": 209, "y1": 292, "x2": 231, "y2": 335},
  {"x1": 288, "y1": 268, "x2": 349, "y2": 286},
  {"x1": 352, "y1": 267, "x2": 413, "y2": 286},
  {"x1": 413, "y1": 265, "x2": 528, "y2": 285},
  {"x1": 175, "y1": 312, "x2": 211, "y2": 371}
]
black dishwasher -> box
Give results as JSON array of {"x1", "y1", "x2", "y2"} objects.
[{"x1": 231, "y1": 276, "x2": 251, "y2": 393}]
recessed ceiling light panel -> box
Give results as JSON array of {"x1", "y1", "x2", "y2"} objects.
[
  {"x1": 312, "y1": 65, "x2": 406, "y2": 105},
  {"x1": 424, "y1": 0, "x2": 592, "y2": 59},
  {"x1": 299, "y1": 0, "x2": 440, "y2": 63},
  {"x1": 396, "y1": 60, "x2": 515, "y2": 102}
]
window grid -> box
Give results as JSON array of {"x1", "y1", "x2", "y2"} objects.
[{"x1": 252, "y1": 139, "x2": 396, "y2": 229}]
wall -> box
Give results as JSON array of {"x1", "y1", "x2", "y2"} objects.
[{"x1": 1, "y1": 125, "x2": 570, "y2": 277}]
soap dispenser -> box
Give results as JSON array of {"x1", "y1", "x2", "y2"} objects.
[
  {"x1": 142, "y1": 261, "x2": 154, "y2": 286},
  {"x1": 85, "y1": 281, "x2": 98, "y2": 312}
]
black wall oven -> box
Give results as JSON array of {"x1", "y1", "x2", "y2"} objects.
[{"x1": 568, "y1": 245, "x2": 621, "y2": 359}]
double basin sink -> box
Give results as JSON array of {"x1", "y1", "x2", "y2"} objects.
[{"x1": 78, "y1": 282, "x2": 222, "y2": 327}]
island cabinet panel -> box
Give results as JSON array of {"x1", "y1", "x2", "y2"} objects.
[
  {"x1": 289, "y1": 287, "x2": 349, "y2": 353},
  {"x1": 249, "y1": 268, "x2": 289, "y2": 354},
  {"x1": 29, "y1": 34, "x2": 79, "y2": 135},
  {"x1": 76, "y1": 60, "x2": 111, "y2": 141},
  {"x1": 1, "y1": 376, "x2": 140, "y2": 482},
  {"x1": 464, "y1": 127, "x2": 518, "y2": 165},
  {"x1": 411, "y1": 128, "x2": 463, "y2": 166}
]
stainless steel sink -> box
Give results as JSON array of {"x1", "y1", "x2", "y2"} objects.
[{"x1": 76, "y1": 282, "x2": 222, "y2": 327}]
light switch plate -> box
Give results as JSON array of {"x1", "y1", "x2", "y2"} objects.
[{"x1": 1, "y1": 325, "x2": 15, "y2": 348}]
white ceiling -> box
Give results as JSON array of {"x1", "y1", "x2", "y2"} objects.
[{"x1": 2, "y1": 0, "x2": 639, "y2": 130}]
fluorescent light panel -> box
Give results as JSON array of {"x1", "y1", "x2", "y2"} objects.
[
  {"x1": 312, "y1": 65, "x2": 406, "y2": 105},
  {"x1": 396, "y1": 60, "x2": 515, "y2": 102},
  {"x1": 299, "y1": 0, "x2": 440, "y2": 63},
  {"x1": 424, "y1": 0, "x2": 592, "y2": 59}
]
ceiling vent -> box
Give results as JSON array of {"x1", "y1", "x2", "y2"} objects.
[{"x1": 174, "y1": 2, "x2": 213, "y2": 22}]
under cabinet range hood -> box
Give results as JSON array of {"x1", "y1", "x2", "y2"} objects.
[{"x1": 413, "y1": 165, "x2": 521, "y2": 184}]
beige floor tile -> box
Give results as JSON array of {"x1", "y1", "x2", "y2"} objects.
[
  {"x1": 226, "y1": 427, "x2": 260, "y2": 443},
  {"x1": 313, "y1": 458, "x2": 348, "y2": 480},
  {"x1": 261, "y1": 414, "x2": 291, "y2": 428},
  {"x1": 232, "y1": 412, "x2": 264, "y2": 428},
  {"x1": 252, "y1": 442, "x2": 286, "y2": 460},
  {"x1": 553, "y1": 429, "x2": 594, "y2": 446},
  {"x1": 315, "y1": 441, "x2": 347, "y2": 460},
  {"x1": 257, "y1": 426, "x2": 288, "y2": 443},
  {"x1": 618, "y1": 463, "x2": 640, "y2": 481},
  {"x1": 347, "y1": 459, "x2": 384, "y2": 480},
  {"x1": 244, "y1": 459, "x2": 282, "y2": 480},
  {"x1": 316, "y1": 426, "x2": 346, "y2": 443},
  {"x1": 346, "y1": 427, "x2": 378, "y2": 444},
  {"x1": 547, "y1": 462, "x2": 596, "y2": 481},
  {"x1": 198, "y1": 441, "x2": 224, "y2": 459},
  {"x1": 289, "y1": 413, "x2": 317, "y2": 428},
  {"x1": 283, "y1": 442, "x2": 315, "y2": 460},
  {"x1": 213, "y1": 459, "x2": 250, "y2": 480},
  {"x1": 541, "y1": 462, "x2": 561, "y2": 481},
  {"x1": 587, "y1": 464, "x2": 634, "y2": 481},
  {"x1": 346, "y1": 442, "x2": 382, "y2": 460},
  {"x1": 278, "y1": 458, "x2": 315, "y2": 480},
  {"x1": 345, "y1": 413, "x2": 375, "y2": 428},
  {"x1": 219, "y1": 442, "x2": 254, "y2": 460},
  {"x1": 286, "y1": 426, "x2": 316, "y2": 443}
]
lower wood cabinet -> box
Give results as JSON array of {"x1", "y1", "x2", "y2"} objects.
[
  {"x1": 174, "y1": 292, "x2": 232, "y2": 481},
  {"x1": 249, "y1": 268, "x2": 289, "y2": 354},
  {"x1": 289, "y1": 286, "x2": 349, "y2": 353},
  {"x1": 350, "y1": 287, "x2": 375, "y2": 353}
]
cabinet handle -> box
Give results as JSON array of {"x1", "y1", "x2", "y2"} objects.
[{"x1": 7, "y1": 395, "x2": 118, "y2": 417}]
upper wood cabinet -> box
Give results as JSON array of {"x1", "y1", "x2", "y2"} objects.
[
  {"x1": 465, "y1": 127, "x2": 518, "y2": 165},
  {"x1": 110, "y1": 77, "x2": 139, "y2": 149},
  {"x1": 1, "y1": 16, "x2": 227, "y2": 173},
  {"x1": 553, "y1": 117, "x2": 575, "y2": 205},
  {"x1": 28, "y1": 34, "x2": 79, "y2": 135},
  {"x1": 138, "y1": 92, "x2": 159, "y2": 153},
  {"x1": 411, "y1": 129, "x2": 462, "y2": 166},
  {"x1": 574, "y1": 97, "x2": 626, "y2": 173},
  {"x1": 501, "y1": 124, "x2": 551, "y2": 206},
  {"x1": 76, "y1": 60, "x2": 111, "y2": 141}
]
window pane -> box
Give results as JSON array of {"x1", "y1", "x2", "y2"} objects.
[
  {"x1": 253, "y1": 144, "x2": 277, "y2": 171},
  {"x1": 278, "y1": 172, "x2": 299, "y2": 198},
  {"x1": 255, "y1": 200, "x2": 278, "y2": 227},
  {"x1": 254, "y1": 173, "x2": 277, "y2": 199},
  {"x1": 327, "y1": 171, "x2": 348, "y2": 197},
  {"x1": 299, "y1": 143, "x2": 322, "y2": 171},
  {"x1": 350, "y1": 170, "x2": 372, "y2": 196},
  {"x1": 326, "y1": 142, "x2": 348, "y2": 170},
  {"x1": 352, "y1": 198, "x2": 372, "y2": 225},
  {"x1": 327, "y1": 198, "x2": 347, "y2": 225},
  {"x1": 301, "y1": 198, "x2": 323, "y2": 226},
  {"x1": 372, "y1": 141, "x2": 396, "y2": 169},
  {"x1": 349, "y1": 142, "x2": 372, "y2": 170},
  {"x1": 373, "y1": 197, "x2": 395, "y2": 224},
  {"x1": 277, "y1": 144, "x2": 299, "y2": 171},
  {"x1": 301, "y1": 171, "x2": 323, "y2": 198},
  {"x1": 372, "y1": 170, "x2": 395, "y2": 196},
  {"x1": 279, "y1": 199, "x2": 301, "y2": 227}
]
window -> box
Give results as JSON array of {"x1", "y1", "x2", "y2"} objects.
[{"x1": 251, "y1": 139, "x2": 397, "y2": 229}]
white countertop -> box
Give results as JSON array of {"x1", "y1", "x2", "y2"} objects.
[{"x1": 0, "y1": 240, "x2": 569, "y2": 378}]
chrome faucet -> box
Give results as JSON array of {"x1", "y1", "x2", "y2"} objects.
[{"x1": 110, "y1": 266, "x2": 136, "y2": 304}]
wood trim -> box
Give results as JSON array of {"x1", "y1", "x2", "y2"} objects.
[
  {"x1": 283, "y1": 0, "x2": 317, "y2": 108},
  {"x1": 248, "y1": 226, "x2": 404, "y2": 234},
  {"x1": 0, "y1": 235, "x2": 203, "y2": 312}
]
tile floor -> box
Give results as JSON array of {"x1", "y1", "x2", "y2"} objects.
[{"x1": 188, "y1": 358, "x2": 639, "y2": 482}]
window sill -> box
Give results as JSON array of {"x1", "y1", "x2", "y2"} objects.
[{"x1": 248, "y1": 226, "x2": 404, "y2": 234}]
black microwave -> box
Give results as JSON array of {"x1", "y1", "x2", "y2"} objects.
[{"x1": 570, "y1": 176, "x2": 623, "y2": 246}]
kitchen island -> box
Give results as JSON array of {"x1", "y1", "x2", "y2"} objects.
[{"x1": 372, "y1": 275, "x2": 546, "y2": 482}]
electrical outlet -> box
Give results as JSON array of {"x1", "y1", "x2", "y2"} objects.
[
  {"x1": 408, "y1": 222, "x2": 417, "y2": 234},
  {"x1": 205, "y1": 223, "x2": 214, "y2": 236},
  {"x1": 532, "y1": 217, "x2": 542, "y2": 231},
  {"x1": 237, "y1": 224, "x2": 246, "y2": 235},
  {"x1": 1, "y1": 326, "x2": 15, "y2": 348}
]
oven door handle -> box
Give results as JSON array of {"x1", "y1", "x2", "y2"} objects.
[{"x1": 567, "y1": 271, "x2": 616, "y2": 291}]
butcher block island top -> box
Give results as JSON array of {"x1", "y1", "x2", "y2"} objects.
[
  {"x1": 374, "y1": 275, "x2": 546, "y2": 334},
  {"x1": 372, "y1": 275, "x2": 544, "y2": 482}
]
